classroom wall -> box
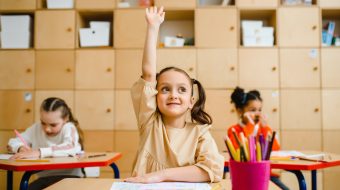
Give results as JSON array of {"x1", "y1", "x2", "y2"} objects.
[{"x1": 1, "y1": 0, "x2": 340, "y2": 189}]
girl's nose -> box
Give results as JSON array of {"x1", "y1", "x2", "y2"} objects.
[{"x1": 45, "y1": 127, "x2": 51, "y2": 133}]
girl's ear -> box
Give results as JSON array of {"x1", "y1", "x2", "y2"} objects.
[
  {"x1": 189, "y1": 97, "x2": 195, "y2": 109},
  {"x1": 236, "y1": 108, "x2": 243, "y2": 116}
]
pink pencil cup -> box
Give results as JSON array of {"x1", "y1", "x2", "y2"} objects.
[{"x1": 229, "y1": 159, "x2": 270, "y2": 190}]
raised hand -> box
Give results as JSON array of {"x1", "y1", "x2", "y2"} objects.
[{"x1": 145, "y1": 6, "x2": 165, "y2": 27}]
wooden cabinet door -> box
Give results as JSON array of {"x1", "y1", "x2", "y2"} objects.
[
  {"x1": 114, "y1": 9, "x2": 146, "y2": 48},
  {"x1": 114, "y1": 90, "x2": 137, "y2": 130},
  {"x1": 205, "y1": 90, "x2": 238, "y2": 130},
  {"x1": 281, "y1": 89, "x2": 321, "y2": 130},
  {"x1": 154, "y1": 0, "x2": 196, "y2": 9},
  {"x1": 197, "y1": 49, "x2": 237, "y2": 88},
  {"x1": 195, "y1": 8, "x2": 237, "y2": 48},
  {"x1": 319, "y1": 0, "x2": 340, "y2": 7},
  {"x1": 0, "y1": 91, "x2": 34, "y2": 130},
  {"x1": 280, "y1": 48, "x2": 320, "y2": 88},
  {"x1": 0, "y1": 50, "x2": 34, "y2": 90},
  {"x1": 75, "y1": 90, "x2": 114, "y2": 130},
  {"x1": 35, "y1": 10, "x2": 75, "y2": 49},
  {"x1": 84, "y1": 130, "x2": 114, "y2": 152},
  {"x1": 76, "y1": 0, "x2": 115, "y2": 9},
  {"x1": 76, "y1": 50, "x2": 115, "y2": 89},
  {"x1": 157, "y1": 48, "x2": 196, "y2": 78},
  {"x1": 0, "y1": 0, "x2": 36, "y2": 10},
  {"x1": 321, "y1": 48, "x2": 340, "y2": 88},
  {"x1": 115, "y1": 49, "x2": 142, "y2": 89},
  {"x1": 239, "y1": 48, "x2": 279, "y2": 88},
  {"x1": 34, "y1": 90, "x2": 74, "y2": 122},
  {"x1": 237, "y1": 0, "x2": 278, "y2": 7},
  {"x1": 36, "y1": 51, "x2": 75, "y2": 89},
  {"x1": 260, "y1": 89, "x2": 280, "y2": 131},
  {"x1": 278, "y1": 7, "x2": 320, "y2": 47},
  {"x1": 322, "y1": 90, "x2": 340, "y2": 130}
]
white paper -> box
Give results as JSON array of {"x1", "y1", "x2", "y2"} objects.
[
  {"x1": 271, "y1": 150, "x2": 325, "y2": 160},
  {"x1": 0, "y1": 154, "x2": 13, "y2": 160},
  {"x1": 110, "y1": 182, "x2": 211, "y2": 190}
]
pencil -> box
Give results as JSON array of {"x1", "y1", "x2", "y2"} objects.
[
  {"x1": 265, "y1": 131, "x2": 276, "y2": 160},
  {"x1": 14, "y1": 129, "x2": 29, "y2": 148},
  {"x1": 15, "y1": 159, "x2": 50, "y2": 162},
  {"x1": 224, "y1": 135, "x2": 237, "y2": 161},
  {"x1": 88, "y1": 154, "x2": 106, "y2": 158},
  {"x1": 231, "y1": 128, "x2": 247, "y2": 161}
]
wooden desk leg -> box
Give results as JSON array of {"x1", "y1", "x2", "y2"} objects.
[
  {"x1": 20, "y1": 171, "x2": 40, "y2": 190},
  {"x1": 311, "y1": 170, "x2": 317, "y2": 190},
  {"x1": 286, "y1": 170, "x2": 307, "y2": 190},
  {"x1": 7, "y1": 171, "x2": 13, "y2": 190},
  {"x1": 110, "y1": 163, "x2": 120, "y2": 179}
]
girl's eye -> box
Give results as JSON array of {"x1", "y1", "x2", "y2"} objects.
[
  {"x1": 179, "y1": 87, "x2": 187, "y2": 93},
  {"x1": 161, "y1": 87, "x2": 170, "y2": 93},
  {"x1": 50, "y1": 124, "x2": 57, "y2": 127}
]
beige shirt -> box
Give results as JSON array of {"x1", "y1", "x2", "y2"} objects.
[{"x1": 130, "y1": 78, "x2": 224, "y2": 182}]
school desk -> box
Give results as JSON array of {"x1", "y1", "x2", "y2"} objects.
[
  {"x1": 224, "y1": 152, "x2": 340, "y2": 190},
  {"x1": 0, "y1": 152, "x2": 122, "y2": 190},
  {"x1": 44, "y1": 178, "x2": 282, "y2": 190}
]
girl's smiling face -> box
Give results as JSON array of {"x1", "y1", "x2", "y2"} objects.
[
  {"x1": 238, "y1": 99, "x2": 263, "y2": 124},
  {"x1": 156, "y1": 70, "x2": 194, "y2": 119}
]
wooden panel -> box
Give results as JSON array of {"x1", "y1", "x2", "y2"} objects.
[
  {"x1": 114, "y1": 130, "x2": 139, "y2": 172},
  {"x1": 259, "y1": 89, "x2": 280, "y2": 131},
  {"x1": 34, "y1": 91, "x2": 74, "y2": 122},
  {"x1": 322, "y1": 90, "x2": 340, "y2": 130},
  {"x1": 0, "y1": 91, "x2": 34, "y2": 130},
  {"x1": 36, "y1": 50, "x2": 75, "y2": 89},
  {"x1": 324, "y1": 168, "x2": 340, "y2": 190},
  {"x1": 319, "y1": 0, "x2": 340, "y2": 7},
  {"x1": 280, "y1": 48, "x2": 320, "y2": 88},
  {"x1": 115, "y1": 49, "x2": 142, "y2": 89},
  {"x1": 0, "y1": 50, "x2": 34, "y2": 90},
  {"x1": 210, "y1": 129, "x2": 227, "y2": 152},
  {"x1": 197, "y1": 49, "x2": 237, "y2": 88},
  {"x1": 239, "y1": 48, "x2": 279, "y2": 88},
  {"x1": 281, "y1": 130, "x2": 322, "y2": 151},
  {"x1": 75, "y1": 90, "x2": 114, "y2": 130},
  {"x1": 278, "y1": 7, "x2": 320, "y2": 47},
  {"x1": 281, "y1": 90, "x2": 321, "y2": 130},
  {"x1": 321, "y1": 48, "x2": 340, "y2": 88},
  {"x1": 205, "y1": 90, "x2": 238, "y2": 130},
  {"x1": 114, "y1": 9, "x2": 146, "y2": 48},
  {"x1": 0, "y1": 0, "x2": 36, "y2": 10},
  {"x1": 114, "y1": 90, "x2": 137, "y2": 130},
  {"x1": 157, "y1": 48, "x2": 196, "y2": 78},
  {"x1": 323, "y1": 130, "x2": 340, "y2": 154},
  {"x1": 154, "y1": 0, "x2": 196, "y2": 9},
  {"x1": 237, "y1": 0, "x2": 278, "y2": 7},
  {"x1": 76, "y1": 50, "x2": 115, "y2": 89},
  {"x1": 0, "y1": 131, "x2": 13, "y2": 152},
  {"x1": 35, "y1": 10, "x2": 75, "y2": 49},
  {"x1": 76, "y1": 0, "x2": 115, "y2": 9},
  {"x1": 195, "y1": 8, "x2": 237, "y2": 48},
  {"x1": 83, "y1": 130, "x2": 114, "y2": 152}
]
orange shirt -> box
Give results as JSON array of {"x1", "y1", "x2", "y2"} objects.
[{"x1": 227, "y1": 123, "x2": 280, "y2": 151}]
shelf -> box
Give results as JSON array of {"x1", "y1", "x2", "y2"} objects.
[{"x1": 198, "y1": 0, "x2": 235, "y2": 7}]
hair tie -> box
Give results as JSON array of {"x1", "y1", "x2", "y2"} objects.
[
  {"x1": 241, "y1": 93, "x2": 247, "y2": 104},
  {"x1": 192, "y1": 79, "x2": 196, "y2": 84}
]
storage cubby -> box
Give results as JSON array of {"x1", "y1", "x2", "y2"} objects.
[
  {"x1": 76, "y1": 0, "x2": 115, "y2": 10},
  {"x1": 159, "y1": 10, "x2": 195, "y2": 47},
  {"x1": 321, "y1": 9, "x2": 340, "y2": 47},
  {"x1": 280, "y1": 0, "x2": 316, "y2": 6},
  {"x1": 76, "y1": 11, "x2": 114, "y2": 48},
  {"x1": 116, "y1": 0, "x2": 153, "y2": 8},
  {"x1": 155, "y1": 0, "x2": 196, "y2": 9},
  {"x1": 197, "y1": 0, "x2": 235, "y2": 7},
  {"x1": 237, "y1": 0, "x2": 278, "y2": 8},
  {"x1": 37, "y1": 0, "x2": 75, "y2": 9},
  {"x1": 0, "y1": 12, "x2": 34, "y2": 49},
  {"x1": 0, "y1": 0, "x2": 36, "y2": 11},
  {"x1": 319, "y1": 0, "x2": 340, "y2": 8},
  {"x1": 240, "y1": 9, "x2": 276, "y2": 47}
]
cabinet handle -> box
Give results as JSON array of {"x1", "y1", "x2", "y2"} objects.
[
  {"x1": 272, "y1": 67, "x2": 277, "y2": 71},
  {"x1": 188, "y1": 67, "x2": 194, "y2": 72},
  {"x1": 230, "y1": 26, "x2": 235, "y2": 31},
  {"x1": 66, "y1": 68, "x2": 72, "y2": 72},
  {"x1": 25, "y1": 108, "x2": 31, "y2": 113},
  {"x1": 106, "y1": 68, "x2": 112, "y2": 72},
  {"x1": 313, "y1": 66, "x2": 318, "y2": 71},
  {"x1": 26, "y1": 68, "x2": 32, "y2": 73},
  {"x1": 106, "y1": 108, "x2": 111, "y2": 113},
  {"x1": 272, "y1": 108, "x2": 277, "y2": 113},
  {"x1": 230, "y1": 66, "x2": 235, "y2": 71},
  {"x1": 312, "y1": 25, "x2": 317, "y2": 30},
  {"x1": 66, "y1": 27, "x2": 72, "y2": 32},
  {"x1": 314, "y1": 108, "x2": 319, "y2": 112}
]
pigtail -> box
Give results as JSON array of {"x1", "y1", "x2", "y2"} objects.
[{"x1": 191, "y1": 79, "x2": 212, "y2": 125}]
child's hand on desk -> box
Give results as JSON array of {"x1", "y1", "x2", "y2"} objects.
[
  {"x1": 124, "y1": 171, "x2": 164, "y2": 183},
  {"x1": 18, "y1": 145, "x2": 31, "y2": 153},
  {"x1": 10, "y1": 149, "x2": 40, "y2": 160}
]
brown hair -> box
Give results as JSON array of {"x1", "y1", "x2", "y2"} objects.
[{"x1": 157, "y1": 67, "x2": 212, "y2": 125}]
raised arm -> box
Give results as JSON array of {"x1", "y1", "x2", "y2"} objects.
[{"x1": 142, "y1": 6, "x2": 165, "y2": 82}]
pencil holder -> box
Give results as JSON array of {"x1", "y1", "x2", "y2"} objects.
[{"x1": 229, "y1": 159, "x2": 270, "y2": 190}]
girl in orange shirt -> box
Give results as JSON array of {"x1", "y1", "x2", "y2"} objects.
[{"x1": 227, "y1": 87, "x2": 289, "y2": 190}]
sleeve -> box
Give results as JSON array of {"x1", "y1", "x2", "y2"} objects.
[
  {"x1": 130, "y1": 78, "x2": 158, "y2": 129},
  {"x1": 194, "y1": 125, "x2": 224, "y2": 183},
  {"x1": 40, "y1": 123, "x2": 82, "y2": 158},
  {"x1": 7, "y1": 124, "x2": 35, "y2": 153}
]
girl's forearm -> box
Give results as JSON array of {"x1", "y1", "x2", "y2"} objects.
[
  {"x1": 142, "y1": 25, "x2": 159, "y2": 81},
  {"x1": 161, "y1": 165, "x2": 210, "y2": 182}
]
